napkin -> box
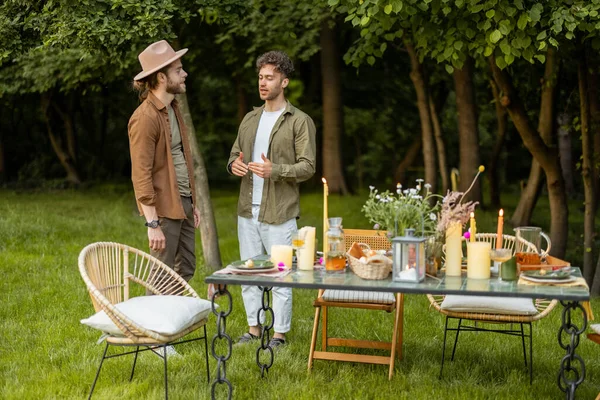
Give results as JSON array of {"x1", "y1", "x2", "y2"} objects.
[
  {"x1": 214, "y1": 265, "x2": 292, "y2": 278},
  {"x1": 517, "y1": 276, "x2": 594, "y2": 320}
]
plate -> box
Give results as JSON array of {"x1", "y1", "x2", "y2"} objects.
[
  {"x1": 520, "y1": 274, "x2": 576, "y2": 284},
  {"x1": 230, "y1": 259, "x2": 275, "y2": 270},
  {"x1": 227, "y1": 266, "x2": 280, "y2": 274},
  {"x1": 522, "y1": 270, "x2": 571, "y2": 280}
]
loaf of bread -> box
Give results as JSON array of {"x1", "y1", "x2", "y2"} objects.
[{"x1": 348, "y1": 242, "x2": 365, "y2": 259}]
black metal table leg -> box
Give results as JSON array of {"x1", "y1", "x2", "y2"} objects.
[
  {"x1": 256, "y1": 286, "x2": 274, "y2": 377},
  {"x1": 557, "y1": 301, "x2": 587, "y2": 399},
  {"x1": 211, "y1": 285, "x2": 233, "y2": 400}
]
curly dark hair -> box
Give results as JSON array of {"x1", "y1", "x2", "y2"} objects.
[{"x1": 256, "y1": 51, "x2": 294, "y2": 78}]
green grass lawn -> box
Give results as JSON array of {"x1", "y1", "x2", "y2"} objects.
[{"x1": 1, "y1": 184, "x2": 599, "y2": 399}]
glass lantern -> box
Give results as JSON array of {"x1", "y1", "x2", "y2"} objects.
[{"x1": 391, "y1": 228, "x2": 426, "y2": 283}]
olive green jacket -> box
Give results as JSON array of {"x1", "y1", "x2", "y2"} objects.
[{"x1": 227, "y1": 101, "x2": 316, "y2": 225}]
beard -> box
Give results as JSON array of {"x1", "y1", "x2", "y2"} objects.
[
  {"x1": 260, "y1": 88, "x2": 281, "y2": 100},
  {"x1": 166, "y1": 77, "x2": 185, "y2": 94}
]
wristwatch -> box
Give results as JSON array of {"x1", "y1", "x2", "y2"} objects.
[{"x1": 144, "y1": 220, "x2": 160, "y2": 229}]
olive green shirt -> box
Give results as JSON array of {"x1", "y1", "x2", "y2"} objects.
[
  {"x1": 227, "y1": 101, "x2": 316, "y2": 225},
  {"x1": 167, "y1": 105, "x2": 192, "y2": 197}
]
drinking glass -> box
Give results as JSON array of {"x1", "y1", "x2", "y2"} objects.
[
  {"x1": 490, "y1": 248, "x2": 512, "y2": 280},
  {"x1": 292, "y1": 230, "x2": 307, "y2": 266}
]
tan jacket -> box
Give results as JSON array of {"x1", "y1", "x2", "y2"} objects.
[
  {"x1": 128, "y1": 92, "x2": 196, "y2": 219},
  {"x1": 228, "y1": 101, "x2": 316, "y2": 225}
]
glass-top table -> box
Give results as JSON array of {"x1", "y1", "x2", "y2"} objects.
[{"x1": 205, "y1": 266, "x2": 589, "y2": 399}]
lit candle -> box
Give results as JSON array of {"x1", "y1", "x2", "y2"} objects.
[
  {"x1": 496, "y1": 209, "x2": 504, "y2": 249},
  {"x1": 469, "y1": 212, "x2": 476, "y2": 242},
  {"x1": 322, "y1": 178, "x2": 329, "y2": 260}
]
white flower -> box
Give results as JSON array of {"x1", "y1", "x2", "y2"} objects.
[
  {"x1": 424, "y1": 183, "x2": 432, "y2": 189},
  {"x1": 403, "y1": 189, "x2": 409, "y2": 194},
  {"x1": 409, "y1": 188, "x2": 417, "y2": 195},
  {"x1": 416, "y1": 178, "x2": 424, "y2": 184},
  {"x1": 375, "y1": 194, "x2": 381, "y2": 200},
  {"x1": 429, "y1": 213, "x2": 437, "y2": 221},
  {"x1": 369, "y1": 185, "x2": 375, "y2": 190},
  {"x1": 416, "y1": 185, "x2": 421, "y2": 191},
  {"x1": 396, "y1": 183, "x2": 402, "y2": 189},
  {"x1": 396, "y1": 189, "x2": 401, "y2": 194}
]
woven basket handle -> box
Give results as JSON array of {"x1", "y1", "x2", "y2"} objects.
[{"x1": 366, "y1": 254, "x2": 392, "y2": 265}]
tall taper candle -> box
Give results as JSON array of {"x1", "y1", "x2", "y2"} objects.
[
  {"x1": 322, "y1": 178, "x2": 329, "y2": 261},
  {"x1": 496, "y1": 209, "x2": 504, "y2": 249},
  {"x1": 469, "y1": 212, "x2": 476, "y2": 242}
]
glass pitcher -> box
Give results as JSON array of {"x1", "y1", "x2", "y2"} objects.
[
  {"x1": 325, "y1": 217, "x2": 346, "y2": 273},
  {"x1": 514, "y1": 226, "x2": 551, "y2": 263}
]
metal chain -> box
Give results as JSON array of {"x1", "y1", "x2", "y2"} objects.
[
  {"x1": 256, "y1": 286, "x2": 274, "y2": 377},
  {"x1": 211, "y1": 286, "x2": 232, "y2": 400},
  {"x1": 557, "y1": 301, "x2": 587, "y2": 399}
]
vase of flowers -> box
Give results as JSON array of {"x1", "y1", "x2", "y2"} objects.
[{"x1": 363, "y1": 179, "x2": 440, "y2": 239}]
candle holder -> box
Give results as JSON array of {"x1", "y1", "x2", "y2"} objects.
[{"x1": 392, "y1": 228, "x2": 426, "y2": 283}]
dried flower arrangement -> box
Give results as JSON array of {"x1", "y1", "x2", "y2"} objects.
[{"x1": 436, "y1": 166, "x2": 485, "y2": 234}]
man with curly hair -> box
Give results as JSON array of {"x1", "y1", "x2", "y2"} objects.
[{"x1": 227, "y1": 50, "x2": 316, "y2": 347}]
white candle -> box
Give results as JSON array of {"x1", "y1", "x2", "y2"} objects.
[
  {"x1": 467, "y1": 241, "x2": 491, "y2": 279},
  {"x1": 445, "y1": 221, "x2": 463, "y2": 276},
  {"x1": 297, "y1": 226, "x2": 316, "y2": 270},
  {"x1": 271, "y1": 245, "x2": 293, "y2": 269}
]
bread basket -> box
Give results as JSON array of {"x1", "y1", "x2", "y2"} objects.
[{"x1": 346, "y1": 243, "x2": 392, "y2": 280}]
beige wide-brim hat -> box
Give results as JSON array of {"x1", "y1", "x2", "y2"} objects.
[{"x1": 134, "y1": 40, "x2": 188, "y2": 81}]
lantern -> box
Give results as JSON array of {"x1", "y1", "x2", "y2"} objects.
[{"x1": 391, "y1": 228, "x2": 426, "y2": 283}]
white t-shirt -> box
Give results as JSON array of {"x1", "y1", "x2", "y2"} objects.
[{"x1": 252, "y1": 108, "x2": 285, "y2": 205}]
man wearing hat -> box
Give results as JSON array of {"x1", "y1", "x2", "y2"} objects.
[{"x1": 128, "y1": 40, "x2": 200, "y2": 285}]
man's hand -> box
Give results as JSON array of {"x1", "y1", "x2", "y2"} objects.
[
  {"x1": 148, "y1": 226, "x2": 166, "y2": 251},
  {"x1": 248, "y1": 153, "x2": 272, "y2": 178},
  {"x1": 193, "y1": 207, "x2": 200, "y2": 229},
  {"x1": 231, "y1": 152, "x2": 249, "y2": 177}
]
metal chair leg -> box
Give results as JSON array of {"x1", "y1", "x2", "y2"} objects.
[
  {"x1": 203, "y1": 325, "x2": 210, "y2": 383},
  {"x1": 129, "y1": 346, "x2": 140, "y2": 382},
  {"x1": 439, "y1": 317, "x2": 450, "y2": 379},
  {"x1": 529, "y1": 323, "x2": 533, "y2": 384},
  {"x1": 450, "y1": 318, "x2": 462, "y2": 361},
  {"x1": 163, "y1": 345, "x2": 168, "y2": 400},
  {"x1": 520, "y1": 323, "x2": 528, "y2": 367},
  {"x1": 88, "y1": 343, "x2": 109, "y2": 399}
]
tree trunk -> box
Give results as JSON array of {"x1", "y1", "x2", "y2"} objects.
[
  {"x1": 587, "y1": 51, "x2": 600, "y2": 210},
  {"x1": 320, "y1": 19, "x2": 348, "y2": 195},
  {"x1": 509, "y1": 48, "x2": 557, "y2": 227},
  {"x1": 489, "y1": 53, "x2": 568, "y2": 258},
  {"x1": 52, "y1": 99, "x2": 77, "y2": 163},
  {"x1": 453, "y1": 57, "x2": 482, "y2": 205},
  {"x1": 557, "y1": 113, "x2": 575, "y2": 194},
  {"x1": 429, "y1": 94, "x2": 449, "y2": 194},
  {"x1": 177, "y1": 93, "x2": 223, "y2": 271},
  {"x1": 394, "y1": 137, "x2": 421, "y2": 185},
  {"x1": 488, "y1": 79, "x2": 508, "y2": 208},
  {"x1": 235, "y1": 75, "x2": 248, "y2": 124},
  {"x1": 404, "y1": 39, "x2": 437, "y2": 193},
  {"x1": 579, "y1": 49, "x2": 597, "y2": 284},
  {"x1": 40, "y1": 93, "x2": 81, "y2": 184}
]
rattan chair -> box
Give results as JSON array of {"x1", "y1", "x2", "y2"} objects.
[
  {"x1": 308, "y1": 229, "x2": 403, "y2": 380},
  {"x1": 427, "y1": 233, "x2": 558, "y2": 383},
  {"x1": 78, "y1": 242, "x2": 210, "y2": 399}
]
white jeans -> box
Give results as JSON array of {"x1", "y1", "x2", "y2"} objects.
[{"x1": 238, "y1": 205, "x2": 296, "y2": 333}]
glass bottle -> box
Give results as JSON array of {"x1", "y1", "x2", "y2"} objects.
[{"x1": 325, "y1": 217, "x2": 346, "y2": 273}]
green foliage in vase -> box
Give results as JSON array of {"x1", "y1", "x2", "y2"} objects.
[{"x1": 362, "y1": 179, "x2": 440, "y2": 237}]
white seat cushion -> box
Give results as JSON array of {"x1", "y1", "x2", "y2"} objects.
[
  {"x1": 440, "y1": 295, "x2": 538, "y2": 316},
  {"x1": 81, "y1": 295, "x2": 213, "y2": 336},
  {"x1": 591, "y1": 324, "x2": 600, "y2": 335},
  {"x1": 321, "y1": 290, "x2": 395, "y2": 304}
]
